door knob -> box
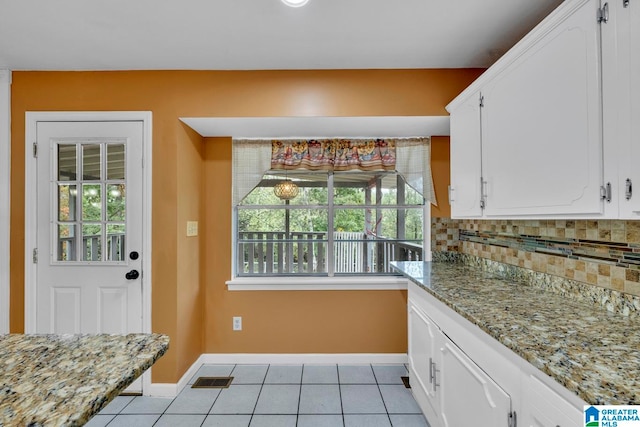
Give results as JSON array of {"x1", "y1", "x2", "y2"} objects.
[{"x1": 125, "y1": 269, "x2": 140, "y2": 280}]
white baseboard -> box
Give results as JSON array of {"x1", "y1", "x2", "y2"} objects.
[
  {"x1": 146, "y1": 354, "x2": 205, "y2": 398},
  {"x1": 146, "y1": 353, "x2": 407, "y2": 398},
  {"x1": 199, "y1": 353, "x2": 408, "y2": 365}
]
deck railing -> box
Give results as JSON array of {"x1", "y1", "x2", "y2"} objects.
[
  {"x1": 58, "y1": 233, "x2": 125, "y2": 262},
  {"x1": 238, "y1": 231, "x2": 422, "y2": 275}
]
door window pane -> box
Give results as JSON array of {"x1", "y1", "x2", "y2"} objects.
[
  {"x1": 58, "y1": 144, "x2": 77, "y2": 181},
  {"x1": 106, "y1": 224, "x2": 126, "y2": 261},
  {"x1": 82, "y1": 224, "x2": 102, "y2": 261},
  {"x1": 82, "y1": 144, "x2": 101, "y2": 180},
  {"x1": 57, "y1": 224, "x2": 76, "y2": 261},
  {"x1": 58, "y1": 184, "x2": 77, "y2": 221},
  {"x1": 107, "y1": 184, "x2": 125, "y2": 221},
  {"x1": 82, "y1": 184, "x2": 102, "y2": 221},
  {"x1": 107, "y1": 144, "x2": 125, "y2": 180}
]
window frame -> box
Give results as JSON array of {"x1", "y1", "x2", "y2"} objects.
[{"x1": 228, "y1": 170, "x2": 432, "y2": 290}]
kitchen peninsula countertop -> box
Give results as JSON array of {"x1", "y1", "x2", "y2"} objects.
[
  {"x1": 392, "y1": 260, "x2": 640, "y2": 405},
  {"x1": 0, "y1": 333, "x2": 169, "y2": 426}
]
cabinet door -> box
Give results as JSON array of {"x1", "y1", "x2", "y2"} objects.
[
  {"x1": 449, "y1": 92, "x2": 484, "y2": 218},
  {"x1": 617, "y1": 0, "x2": 640, "y2": 217},
  {"x1": 439, "y1": 341, "x2": 512, "y2": 427},
  {"x1": 481, "y1": 0, "x2": 603, "y2": 216},
  {"x1": 408, "y1": 301, "x2": 442, "y2": 427},
  {"x1": 521, "y1": 375, "x2": 582, "y2": 427}
]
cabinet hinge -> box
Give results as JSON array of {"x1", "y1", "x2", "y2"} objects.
[
  {"x1": 32, "y1": 142, "x2": 38, "y2": 158},
  {"x1": 623, "y1": 0, "x2": 629, "y2": 7},
  {"x1": 480, "y1": 177, "x2": 487, "y2": 210},
  {"x1": 626, "y1": 178, "x2": 633, "y2": 200},
  {"x1": 508, "y1": 410, "x2": 517, "y2": 427},
  {"x1": 32, "y1": 248, "x2": 38, "y2": 264},
  {"x1": 598, "y1": 2, "x2": 609, "y2": 23},
  {"x1": 479, "y1": 94, "x2": 484, "y2": 108}
]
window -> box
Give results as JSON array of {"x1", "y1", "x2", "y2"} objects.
[{"x1": 236, "y1": 169, "x2": 426, "y2": 277}]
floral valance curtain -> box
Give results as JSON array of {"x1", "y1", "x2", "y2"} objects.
[
  {"x1": 271, "y1": 139, "x2": 396, "y2": 171},
  {"x1": 232, "y1": 137, "x2": 436, "y2": 205}
]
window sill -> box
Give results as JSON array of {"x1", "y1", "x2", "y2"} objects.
[{"x1": 225, "y1": 276, "x2": 408, "y2": 291}]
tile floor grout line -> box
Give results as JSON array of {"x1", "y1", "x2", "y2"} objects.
[
  {"x1": 371, "y1": 363, "x2": 394, "y2": 426},
  {"x1": 94, "y1": 364, "x2": 427, "y2": 427},
  {"x1": 295, "y1": 364, "x2": 304, "y2": 427},
  {"x1": 336, "y1": 364, "x2": 346, "y2": 427}
]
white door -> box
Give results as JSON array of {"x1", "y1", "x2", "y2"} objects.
[
  {"x1": 449, "y1": 90, "x2": 484, "y2": 218},
  {"x1": 481, "y1": 0, "x2": 603, "y2": 216},
  {"x1": 439, "y1": 340, "x2": 511, "y2": 427},
  {"x1": 408, "y1": 301, "x2": 442, "y2": 427},
  {"x1": 35, "y1": 121, "x2": 144, "y2": 336},
  {"x1": 617, "y1": 0, "x2": 640, "y2": 218}
]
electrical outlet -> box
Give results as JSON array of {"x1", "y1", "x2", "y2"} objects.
[
  {"x1": 233, "y1": 316, "x2": 242, "y2": 331},
  {"x1": 186, "y1": 221, "x2": 198, "y2": 237}
]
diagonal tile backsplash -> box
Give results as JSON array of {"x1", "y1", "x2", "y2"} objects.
[{"x1": 432, "y1": 218, "x2": 640, "y2": 297}]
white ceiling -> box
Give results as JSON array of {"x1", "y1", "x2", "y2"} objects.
[{"x1": 0, "y1": 0, "x2": 564, "y2": 71}]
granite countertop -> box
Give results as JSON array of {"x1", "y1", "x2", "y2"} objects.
[
  {"x1": 0, "y1": 333, "x2": 169, "y2": 427},
  {"x1": 392, "y1": 260, "x2": 640, "y2": 405}
]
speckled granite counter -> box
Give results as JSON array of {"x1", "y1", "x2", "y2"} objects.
[
  {"x1": 392, "y1": 259, "x2": 640, "y2": 405},
  {"x1": 0, "y1": 333, "x2": 169, "y2": 426}
]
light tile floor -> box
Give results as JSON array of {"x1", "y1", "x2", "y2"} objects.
[{"x1": 87, "y1": 364, "x2": 429, "y2": 427}]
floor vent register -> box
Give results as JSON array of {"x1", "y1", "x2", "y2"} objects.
[
  {"x1": 192, "y1": 377, "x2": 234, "y2": 389},
  {"x1": 401, "y1": 376, "x2": 411, "y2": 389}
]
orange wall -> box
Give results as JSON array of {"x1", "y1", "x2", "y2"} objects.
[
  {"x1": 431, "y1": 136, "x2": 451, "y2": 218},
  {"x1": 10, "y1": 69, "x2": 483, "y2": 382},
  {"x1": 203, "y1": 138, "x2": 410, "y2": 354}
]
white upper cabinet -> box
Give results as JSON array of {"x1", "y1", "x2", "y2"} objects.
[
  {"x1": 481, "y1": 0, "x2": 603, "y2": 216},
  {"x1": 446, "y1": 0, "x2": 630, "y2": 218},
  {"x1": 449, "y1": 91, "x2": 483, "y2": 218},
  {"x1": 604, "y1": 0, "x2": 640, "y2": 218}
]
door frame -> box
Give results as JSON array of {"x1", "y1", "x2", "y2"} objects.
[
  {"x1": 24, "y1": 111, "x2": 153, "y2": 383},
  {"x1": 0, "y1": 70, "x2": 11, "y2": 334}
]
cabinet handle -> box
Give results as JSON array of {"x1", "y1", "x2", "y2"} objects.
[
  {"x1": 430, "y1": 358, "x2": 439, "y2": 392},
  {"x1": 601, "y1": 182, "x2": 612, "y2": 203},
  {"x1": 626, "y1": 179, "x2": 633, "y2": 200},
  {"x1": 429, "y1": 357, "x2": 434, "y2": 384},
  {"x1": 598, "y1": 2, "x2": 609, "y2": 23},
  {"x1": 624, "y1": 0, "x2": 629, "y2": 8},
  {"x1": 480, "y1": 178, "x2": 488, "y2": 209}
]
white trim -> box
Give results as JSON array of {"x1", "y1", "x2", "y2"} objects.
[
  {"x1": 0, "y1": 70, "x2": 11, "y2": 334},
  {"x1": 147, "y1": 353, "x2": 408, "y2": 398},
  {"x1": 226, "y1": 276, "x2": 408, "y2": 291},
  {"x1": 181, "y1": 116, "x2": 450, "y2": 139},
  {"x1": 199, "y1": 353, "x2": 408, "y2": 364},
  {"x1": 147, "y1": 354, "x2": 206, "y2": 397},
  {"x1": 24, "y1": 111, "x2": 153, "y2": 388}
]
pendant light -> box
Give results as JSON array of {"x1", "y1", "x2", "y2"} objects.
[{"x1": 273, "y1": 171, "x2": 299, "y2": 200}]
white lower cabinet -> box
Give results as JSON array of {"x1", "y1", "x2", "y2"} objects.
[
  {"x1": 408, "y1": 282, "x2": 585, "y2": 427},
  {"x1": 521, "y1": 374, "x2": 582, "y2": 427},
  {"x1": 408, "y1": 303, "x2": 442, "y2": 426},
  {"x1": 439, "y1": 341, "x2": 511, "y2": 427},
  {"x1": 409, "y1": 300, "x2": 512, "y2": 427}
]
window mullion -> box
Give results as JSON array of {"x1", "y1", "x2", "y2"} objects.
[{"x1": 327, "y1": 172, "x2": 335, "y2": 277}]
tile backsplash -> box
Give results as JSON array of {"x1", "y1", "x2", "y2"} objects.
[{"x1": 432, "y1": 218, "x2": 640, "y2": 297}]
